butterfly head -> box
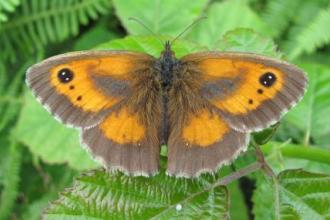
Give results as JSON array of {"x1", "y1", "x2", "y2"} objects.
[
  {"x1": 160, "y1": 41, "x2": 176, "y2": 62},
  {"x1": 158, "y1": 41, "x2": 177, "y2": 88}
]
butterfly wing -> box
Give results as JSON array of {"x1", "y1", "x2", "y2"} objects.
[
  {"x1": 166, "y1": 52, "x2": 307, "y2": 177},
  {"x1": 26, "y1": 51, "x2": 154, "y2": 127},
  {"x1": 27, "y1": 51, "x2": 162, "y2": 175},
  {"x1": 181, "y1": 52, "x2": 308, "y2": 132}
]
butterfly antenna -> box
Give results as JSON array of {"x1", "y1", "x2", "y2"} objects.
[
  {"x1": 128, "y1": 17, "x2": 164, "y2": 46},
  {"x1": 170, "y1": 16, "x2": 207, "y2": 45}
]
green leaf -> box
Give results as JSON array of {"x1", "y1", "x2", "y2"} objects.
[
  {"x1": 253, "y1": 174, "x2": 276, "y2": 220},
  {"x1": 14, "y1": 91, "x2": 98, "y2": 170},
  {"x1": 283, "y1": 61, "x2": 330, "y2": 146},
  {"x1": 96, "y1": 35, "x2": 200, "y2": 58},
  {"x1": 188, "y1": 0, "x2": 268, "y2": 49},
  {"x1": 253, "y1": 170, "x2": 330, "y2": 220},
  {"x1": 253, "y1": 123, "x2": 280, "y2": 146},
  {"x1": 73, "y1": 22, "x2": 120, "y2": 51},
  {"x1": 218, "y1": 28, "x2": 281, "y2": 57},
  {"x1": 228, "y1": 181, "x2": 249, "y2": 220},
  {"x1": 43, "y1": 168, "x2": 229, "y2": 219},
  {"x1": 21, "y1": 193, "x2": 55, "y2": 220},
  {"x1": 112, "y1": 0, "x2": 207, "y2": 36}
]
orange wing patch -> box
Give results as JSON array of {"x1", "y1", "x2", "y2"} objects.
[
  {"x1": 100, "y1": 107, "x2": 145, "y2": 144},
  {"x1": 182, "y1": 110, "x2": 229, "y2": 147},
  {"x1": 49, "y1": 56, "x2": 143, "y2": 112},
  {"x1": 199, "y1": 59, "x2": 241, "y2": 78},
  {"x1": 198, "y1": 59, "x2": 284, "y2": 114}
]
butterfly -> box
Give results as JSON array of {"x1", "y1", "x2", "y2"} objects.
[{"x1": 26, "y1": 40, "x2": 307, "y2": 177}]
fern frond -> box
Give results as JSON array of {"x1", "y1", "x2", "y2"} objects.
[
  {"x1": 284, "y1": 3, "x2": 330, "y2": 59},
  {"x1": 0, "y1": 0, "x2": 20, "y2": 22},
  {"x1": 262, "y1": 0, "x2": 300, "y2": 38},
  {"x1": 0, "y1": 141, "x2": 22, "y2": 220},
  {"x1": 0, "y1": 0, "x2": 112, "y2": 62}
]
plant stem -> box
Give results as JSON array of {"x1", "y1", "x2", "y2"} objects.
[
  {"x1": 253, "y1": 142, "x2": 280, "y2": 220},
  {"x1": 261, "y1": 142, "x2": 330, "y2": 165},
  {"x1": 218, "y1": 162, "x2": 262, "y2": 185},
  {"x1": 273, "y1": 177, "x2": 280, "y2": 220}
]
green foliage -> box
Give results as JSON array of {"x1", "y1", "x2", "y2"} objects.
[
  {"x1": 261, "y1": 141, "x2": 330, "y2": 174},
  {"x1": 188, "y1": 0, "x2": 268, "y2": 49},
  {"x1": 253, "y1": 169, "x2": 330, "y2": 220},
  {"x1": 253, "y1": 173, "x2": 276, "y2": 220},
  {"x1": 285, "y1": 4, "x2": 330, "y2": 59},
  {"x1": 14, "y1": 91, "x2": 97, "y2": 170},
  {"x1": 1, "y1": 0, "x2": 330, "y2": 219},
  {"x1": 262, "y1": 0, "x2": 300, "y2": 38},
  {"x1": 112, "y1": 0, "x2": 207, "y2": 36},
  {"x1": 96, "y1": 35, "x2": 200, "y2": 58},
  {"x1": 283, "y1": 62, "x2": 330, "y2": 146},
  {"x1": 218, "y1": 28, "x2": 281, "y2": 57},
  {"x1": 0, "y1": 140, "x2": 22, "y2": 220},
  {"x1": 0, "y1": 0, "x2": 112, "y2": 62},
  {"x1": 228, "y1": 181, "x2": 249, "y2": 220},
  {"x1": 0, "y1": 0, "x2": 20, "y2": 22},
  {"x1": 269, "y1": 0, "x2": 330, "y2": 60},
  {"x1": 0, "y1": 58, "x2": 34, "y2": 132},
  {"x1": 44, "y1": 168, "x2": 229, "y2": 219}
]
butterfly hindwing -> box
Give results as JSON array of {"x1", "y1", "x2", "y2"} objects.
[
  {"x1": 82, "y1": 106, "x2": 161, "y2": 176},
  {"x1": 180, "y1": 52, "x2": 308, "y2": 132},
  {"x1": 166, "y1": 66, "x2": 248, "y2": 177},
  {"x1": 26, "y1": 51, "x2": 154, "y2": 127},
  {"x1": 167, "y1": 108, "x2": 249, "y2": 177}
]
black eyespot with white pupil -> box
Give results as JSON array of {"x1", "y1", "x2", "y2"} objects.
[
  {"x1": 58, "y1": 68, "x2": 74, "y2": 83},
  {"x1": 259, "y1": 72, "x2": 276, "y2": 87}
]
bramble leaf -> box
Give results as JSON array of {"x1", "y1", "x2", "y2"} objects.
[
  {"x1": 43, "y1": 168, "x2": 229, "y2": 219},
  {"x1": 253, "y1": 169, "x2": 330, "y2": 220}
]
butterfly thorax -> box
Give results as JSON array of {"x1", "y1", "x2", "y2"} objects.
[{"x1": 158, "y1": 41, "x2": 179, "y2": 90}]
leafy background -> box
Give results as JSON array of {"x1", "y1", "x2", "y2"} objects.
[{"x1": 1, "y1": 0, "x2": 330, "y2": 219}]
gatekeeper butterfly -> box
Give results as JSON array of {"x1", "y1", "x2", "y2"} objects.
[{"x1": 26, "y1": 26, "x2": 307, "y2": 177}]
